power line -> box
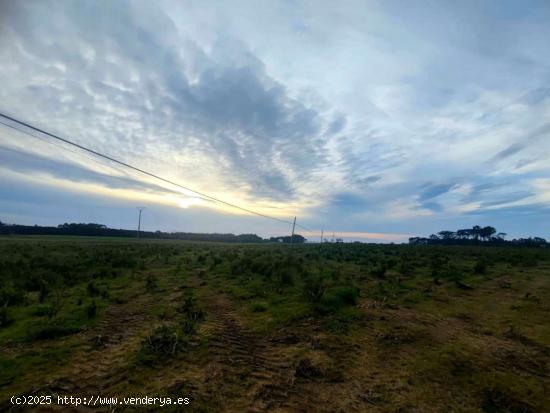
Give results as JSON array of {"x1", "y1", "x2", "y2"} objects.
[
  {"x1": 0, "y1": 112, "x2": 313, "y2": 230},
  {"x1": 0, "y1": 119, "x2": 143, "y2": 184},
  {"x1": 0, "y1": 119, "x2": 216, "y2": 205}
]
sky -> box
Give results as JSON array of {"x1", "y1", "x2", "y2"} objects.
[{"x1": 0, "y1": 0, "x2": 549, "y2": 242}]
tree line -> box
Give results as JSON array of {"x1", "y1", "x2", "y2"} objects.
[
  {"x1": 409, "y1": 225, "x2": 547, "y2": 246},
  {"x1": 0, "y1": 222, "x2": 307, "y2": 244}
]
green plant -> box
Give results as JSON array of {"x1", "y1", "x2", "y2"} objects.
[
  {"x1": 86, "y1": 300, "x2": 97, "y2": 319},
  {"x1": 303, "y1": 274, "x2": 328, "y2": 303},
  {"x1": 250, "y1": 301, "x2": 268, "y2": 312},
  {"x1": 146, "y1": 273, "x2": 158, "y2": 291},
  {"x1": 87, "y1": 281, "x2": 100, "y2": 297},
  {"x1": 0, "y1": 305, "x2": 13, "y2": 328},
  {"x1": 0, "y1": 282, "x2": 25, "y2": 307},
  {"x1": 141, "y1": 325, "x2": 181, "y2": 360},
  {"x1": 474, "y1": 260, "x2": 488, "y2": 274},
  {"x1": 370, "y1": 265, "x2": 387, "y2": 278},
  {"x1": 45, "y1": 291, "x2": 64, "y2": 320},
  {"x1": 332, "y1": 286, "x2": 360, "y2": 306},
  {"x1": 38, "y1": 279, "x2": 50, "y2": 303},
  {"x1": 27, "y1": 324, "x2": 80, "y2": 341}
]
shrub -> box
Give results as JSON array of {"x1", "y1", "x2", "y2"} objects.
[
  {"x1": 274, "y1": 266, "x2": 295, "y2": 286},
  {"x1": 370, "y1": 265, "x2": 387, "y2": 278},
  {"x1": 474, "y1": 260, "x2": 488, "y2": 274},
  {"x1": 141, "y1": 325, "x2": 181, "y2": 360},
  {"x1": 87, "y1": 281, "x2": 100, "y2": 297},
  {"x1": 398, "y1": 260, "x2": 414, "y2": 277},
  {"x1": 45, "y1": 292, "x2": 64, "y2": 320},
  {"x1": 86, "y1": 300, "x2": 97, "y2": 319},
  {"x1": 332, "y1": 286, "x2": 360, "y2": 306},
  {"x1": 27, "y1": 324, "x2": 80, "y2": 341},
  {"x1": 179, "y1": 294, "x2": 204, "y2": 321},
  {"x1": 295, "y1": 358, "x2": 323, "y2": 379},
  {"x1": 146, "y1": 273, "x2": 158, "y2": 291},
  {"x1": 303, "y1": 274, "x2": 328, "y2": 303},
  {"x1": 0, "y1": 283, "x2": 25, "y2": 307},
  {"x1": 0, "y1": 305, "x2": 13, "y2": 328},
  {"x1": 33, "y1": 305, "x2": 50, "y2": 317},
  {"x1": 250, "y1": 302, "x2": 268, "y2": 313},
  {"x1": 180, "y1": 319, "x2": 197, "y2": 335},
  {"x1": 316, "y1": 286, "x2": 360, "y2": 315},
  {"x1": 38, "y1": 279, "x2": 50, "y2": 303}
]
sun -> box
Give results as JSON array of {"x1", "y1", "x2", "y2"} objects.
[{"x1": 177, "y1": 197, "x2": 201, "y2": 209}]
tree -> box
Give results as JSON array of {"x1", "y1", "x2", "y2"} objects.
[
  {"x1": 438, "y1": 231, "x2": 455, "y2": 240},
  {"x1": 480, "y1": 226, "x2": 496, "y2": 241},
  {"x1": 472, "y1": 225, "x2": 482, "y2": 241},
  {"x1": 268, "y1": 234, "x2": 307, "y2": 244},
  {"x1": 456, "y1": 229, "x2": 472, "y2": 239}
]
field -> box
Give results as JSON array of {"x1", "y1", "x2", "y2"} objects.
[{"x1": 0, "y1": 236, "x2": 549, "y2": 412}]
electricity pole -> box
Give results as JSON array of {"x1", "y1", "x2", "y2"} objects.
[
  {"x1": 320, "y1": 230, "x2": 324, "y2": 244},
  {"x1": 290, "y1": 216, "x2": 296, "y2": 244},
  {"x1": 137, "y1": 207, "x2": 145, "y2": 238}
]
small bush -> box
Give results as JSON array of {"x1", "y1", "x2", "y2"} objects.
[
  {"x1": 27, "y1": 324, "x2": 80, "y2": 340},
  {"x1": 324, "y1": 316, "x2": 352, "y2": 334},
  {"x1": 38, "y1": 279, "x2": 50, "y2": 303},
  {"x1": 180, "y1": 319, "x2": 197, "y2": 335},
  {"x1": 0, "y1": 306, "x2": 13, "y2": 328},
  {"x1": 44, "y1": 292, "x2": 64, "y2": 320},
  {"x1": 295, "y1": 358, "x2": 323, "y2": 379},
  {"x1": 32, "y1": 305, "x2": 50, "y2": 317},
  {"x1": 474, "y1": 260, "x2": 488, "y2": 274},
  {"x1": 141, "y1": 325, "x2": 181, "y2": 360},
  {"x1": 86, "y1": 300, "x2": 97, "y2": 319},
  {"x1": 250, "y1": 302, "x2": 268, "y2": 313},
  {"x1": 87, "y1": 281, "x2": 100, "y2": 297},
  {"x1": 482, "y1": 386, "x2": 535, "y2": 413},
  {"x1": 0, "y1": 283, "x2": 25, "y2": 307},
  {"x1": 316, "y1": 286, "x2": 360, "y2": 315},
  {"x1": 179, "y1": 294, "x2": 204, "y2": 321},
  {"x1": 146, "y1": 273, "x2": 158, "y2": 291},
  {"x1": 370, "y1": 266, "x2": 387, "y2": 278},
  {"x1": 274, "y1": 267, "x2": 295, "y2": 286},
  {"x1": 333, "y1": 286, "x2": 360, "y2": 306},
  {"x1": 303, "y1": 274, "x2": 328, "y2": 303},
  {"x1": 398, "y1": 260, "x2": 414, "y2": 277}
]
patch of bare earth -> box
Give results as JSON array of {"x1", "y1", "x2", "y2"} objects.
[
  {"x1": 24, "y1": 289, "x2": 166, "y2": 413},
  {"x1": 142, "y1": 274, "x2": 366, "y2": 412}
]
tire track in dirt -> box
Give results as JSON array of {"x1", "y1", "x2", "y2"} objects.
[
  {"x1": 2, "y1": 293, "x2": 154, "y2": 412},
  {"x1": 141, "y1": 270, "x2": 310, "y2": 412},
  {"x1": 38, "y1": 284, "x2": 187, "y2": 412},
  {"x1": 193, "y1": 280, "x2": 329, "y2": 413}
]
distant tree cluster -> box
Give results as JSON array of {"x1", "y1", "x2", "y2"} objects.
[
  {"x1": 409, "y1": 225, "x2": 547, "y2": 246},
  {"x1": 0, "y1": 221, "x2": 305, "y2": 244},
  {"x1": 268, "y1": 235, "x2": 307, "y2": 244}
]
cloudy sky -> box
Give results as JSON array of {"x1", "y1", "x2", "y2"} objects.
[{"x1": 1, "y1": 0, "x2": 549, "y2": 242}]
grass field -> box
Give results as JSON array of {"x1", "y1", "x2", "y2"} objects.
[{"x1": 0, "y1": 236, "x2": 548, "y2": 412}]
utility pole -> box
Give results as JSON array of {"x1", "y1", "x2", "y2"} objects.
[
  {"x1": 137, "y1": 207, "x2": 145, "y2": 238},
  {"x1": 290, "y1": 216, "x2": 296, "y2": 244},
  {"x1": 320, "y1": 230, "x2": 324, "y2": 244}
]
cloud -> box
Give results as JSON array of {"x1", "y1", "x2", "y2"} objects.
[
  {"x1": 492, "y1": 142, "x2": 526, "y2": 160},
  {"x1": 490, "y1": 123, "x2": 550, "y2": 162},
  {"x1": 0, "y1": 145, "x2": 177, "y2": 196},
  {"x1": 1, "y1": 0, "x2": 550, "y2": 239},
  {"x1": 0, "y1": 0, "x2": 336, "y2": 205},
  {"x1": 359, "y1": 175, "x2": 382, "y2": 185},
  {"x1": 419, "y1": 182, "x2": 458, "y2": 201}
]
